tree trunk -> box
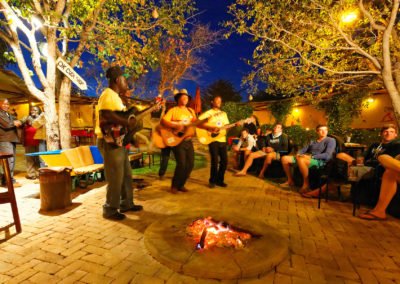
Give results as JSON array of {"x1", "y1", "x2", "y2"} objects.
[
  {"x1": 43, "y1": 91, "x2": 60, "y2": 151},
  {"x1": 382, "y1": 72, "x2": 400, "y2": 124},
  {"x1": 59, "y1": 77, "x2": 72, "y2": 149}
]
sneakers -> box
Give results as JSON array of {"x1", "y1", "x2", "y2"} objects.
[
  {"x1": 178, "y1": 187, "x2": 188, "y2": 192},
  {"x1": 120, "y1": 204, "x2": 143, "y2": 213},
  {"x1": 103, "y1": 212, "x2": 126, "y2": 220}
]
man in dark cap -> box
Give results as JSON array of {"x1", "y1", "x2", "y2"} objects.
[
  {"x1": 161, "y1": 89, "x2": 198, "y2": 193},
  {"x1": 95, "y1": 66, "x2": 142, "y2": 220}
]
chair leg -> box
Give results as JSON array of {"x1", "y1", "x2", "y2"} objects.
[
  {"x1": 318, "y1": 185, "x2": 322, "y2": 209},
  {"x1": 325, "y1": 180, "x2": 329, "y2": 202}
]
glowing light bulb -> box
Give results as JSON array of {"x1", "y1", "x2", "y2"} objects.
[{"x1": 341, "y1": 11, "x2": 358, "y2": 24}]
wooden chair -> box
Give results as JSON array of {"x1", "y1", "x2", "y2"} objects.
[{"x1": 0, "y1": 153, "x2": 21, "y2": 233}]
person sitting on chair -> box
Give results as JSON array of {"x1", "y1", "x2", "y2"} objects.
[
  {"x1": 358, "y1": 154, "x2": 400, "y2": 220},
  {"x1": 302, "y1": 124, "x2": 399, "y2": 198},
  {"x1": 281, "y1": 124, "x2": 336, "y2": 193},
  {"x1": 234, "y1": 122, "x2": 289, "y2": 177},
  {"x1": 335, "y1": 124, "x2": 398, "y2": 168},
  {"x1": 232, "y1": 128, "x2": 257, "y2": 170}
]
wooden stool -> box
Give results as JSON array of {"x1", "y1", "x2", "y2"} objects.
[{"x1": 0, "y1": 152, "x2": 21, "y2": 233}]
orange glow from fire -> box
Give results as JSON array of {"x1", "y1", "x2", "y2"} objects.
[{"x1": 186, "y1": 217, "x2": 252, "y2": 250}]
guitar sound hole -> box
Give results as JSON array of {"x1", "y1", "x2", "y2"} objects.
[
  {"x1": 177, "y1": 132, "x2": 184, "y2": 137},
  {"x1": 211, "y1": 133, "x2": 218, "y2": 138}
]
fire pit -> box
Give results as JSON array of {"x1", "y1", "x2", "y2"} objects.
[
  {"x1": 144, "y1": 211, "x2": 288, "y2": 280},
  {"x1": 187, "y1": 217, "x2": 253, "y2": 250}
]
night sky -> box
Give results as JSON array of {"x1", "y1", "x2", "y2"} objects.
[
  {"x1": 183, "y1": 0, "x2": 255, "y2": 96},
  {"x1": 9, "y1": 1, "x2": 256, "y2": 100}
]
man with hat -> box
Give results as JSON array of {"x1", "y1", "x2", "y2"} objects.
[
  {"x1": 95, "y1": 65, "x2": 143, "y2": 220},
  {"x1": 161, "y1": 88, "x2": 198, "y2": 193}
]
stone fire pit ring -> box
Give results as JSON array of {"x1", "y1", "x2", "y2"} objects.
[{"x1": 144, "y1": 210, "x2": 289, "y2": 280}]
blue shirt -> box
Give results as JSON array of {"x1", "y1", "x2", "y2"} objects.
[{"x1": 299, "y1": 136, "x2": 336, "y2": 161}]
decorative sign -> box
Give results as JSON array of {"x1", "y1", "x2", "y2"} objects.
[{"x1": 56, "y1": 58, "x2": 87, "y2": 90}]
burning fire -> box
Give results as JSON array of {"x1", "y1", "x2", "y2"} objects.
[{"x1": 186, "y1": 217, "x2": 252, "y2": 250}]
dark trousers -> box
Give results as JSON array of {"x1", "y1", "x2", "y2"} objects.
[
  {"x1": 158, "y1": 146, "x2": 171, "y2": 177},
  {"x1": 208, "y1": 141, "x2": 227, "y2": 184},
  {"x1": 171, "y1": 140, "x2": 194, "y2": 189}
]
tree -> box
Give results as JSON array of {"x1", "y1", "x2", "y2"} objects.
[
  {"x1": 0, "y1": 0, "x2": 195, "y2": 149},
  {"x1": 155, "y1": 24, "x2": 221, "y2": 97},
  {"x1": 203, "y1": 79, "x2": 242, "y2": 108},
  {"x1": 226, "y1": 0, "x2": 400, "y2": 121}
]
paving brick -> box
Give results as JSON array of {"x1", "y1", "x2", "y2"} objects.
[
  {"x1": 28, "y1": 271, "x2": 61, "y2": 283},
  {"x1": 33, "y1": 261, "x2": 63, "y2": 274},
  {"x1": 80, "y1": 272, "x2": 113, "y2": 284},
  {"x1": 58, "y1": 270, "x2": 87, "y2": 284},
  {"x1": 2, "y1": 166, "x2": 400, "y2": 283}
]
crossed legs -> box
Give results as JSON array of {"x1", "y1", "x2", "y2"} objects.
[{"x1": 359, "y1": 154, "x2": 400, "y2": 219}]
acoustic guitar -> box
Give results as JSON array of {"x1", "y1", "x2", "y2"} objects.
[
  {"x1": 152, "y1": 111, "x2": 224, "y2": 148},
  {"x1": 196, "y1": 118, "x2": 251, "y2": 145},
  {"x1": 100, "y1": 98, "x2": 163, "y2": 147}
]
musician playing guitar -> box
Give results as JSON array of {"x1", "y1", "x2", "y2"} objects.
[
  {"x1": 198, "y1": 95, "x2": 232, "y2": 188},
  {"x1": 161, "y1": 89, "x2": 210, "y2": 193},
  {"x1": 94, "y1": 66, "x2": 143, "y2": 221}
]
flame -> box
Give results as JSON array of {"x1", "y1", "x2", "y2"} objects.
[{"x1": 186, "y1": 217, "x2": 251, "y2": 250}]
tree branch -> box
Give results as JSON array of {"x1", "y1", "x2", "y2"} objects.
[{"x1": 358, "y1": 0, "x2": 386, "y2": 31}]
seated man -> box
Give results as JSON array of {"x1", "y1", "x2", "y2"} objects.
[
  {"x1": 303, "y1": 124, "x2": 399, "y2": 198},
  {"x1": 234, "y1": 123, "x2": 289, "y2": 177},
  {"x1": 359, "y1": 154, "x2": 400, "y2": 220},
  {"x1": 336, "y1": 124, "x2": 398, "y2": 168},
  {"x1": 232, "y1": 128, "x2": 257, "y2": 170},
  {"x1": 281, "y1": 124, "x2": 336, "y2": 193}
]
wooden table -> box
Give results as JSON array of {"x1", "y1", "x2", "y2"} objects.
[
  {"x1": 343, "y1": 143, "x2": 367, "y2": 157},
  {"x1": 0, "y1": 152, "x2": 21, "y2": 233}
]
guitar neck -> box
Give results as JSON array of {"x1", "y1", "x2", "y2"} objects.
[{"x1": 135, "y1": 103, "x2": 159, "y2": 120}]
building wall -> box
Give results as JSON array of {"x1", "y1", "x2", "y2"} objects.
[
  {"x1": 12, "y1": 103, "x2": 94, "y2": 129},
  {"x1": 254, "y1": 93, "x2": 398, "y2": 130}
]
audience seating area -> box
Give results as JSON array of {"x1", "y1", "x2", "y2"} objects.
[{"x1": 26, "y1": 145, "x2": 144, "y2": 190}]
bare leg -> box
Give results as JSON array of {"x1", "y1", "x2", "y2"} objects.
[
  {"x1": 258, "y1": 152, "x2": 276, "y2": 178},
  {"x1": 378, "y1": 154, "x2": 400, "y2": 173},
  {"x1": 359, "y1": 168, "x2": 399, "y2": 219},
  {"x1": 281, "y1": 155, "x2": 295, "y2": 186},
  {"x1": 235, "y1": 151, "x2": 265, "y2": 176},
  {"x1": 336, "y1": 152, "x2": 355, "y2": 165},
  {"x1": 297, "y1": 155, "x2": 311, "y2": 192}
]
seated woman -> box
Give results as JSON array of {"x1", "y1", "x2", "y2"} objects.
[
  {"x1": 358, "y1": 154, "x2": 400, "y2": 220},
  {"x1": 234, "y1": 123, "x2": 289, "y2": 177},
  {"x1": 232, "y1": 128, "x2": 257, "y2": 170}
]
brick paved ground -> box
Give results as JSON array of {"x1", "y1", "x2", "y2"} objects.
[{"x1": 1, "y1": 151, "x2": 400, "y2": 283}]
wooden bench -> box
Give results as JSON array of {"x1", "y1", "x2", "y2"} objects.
[{"x1": 27, "y1": 146, "x2": 144, "y2": 189}]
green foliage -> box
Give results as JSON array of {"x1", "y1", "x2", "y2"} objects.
[
  {"x1": 221, "y1": 102, "x2": 253, "y2": 137},
  {"x1": 317, "y1": 90, "x2": 367, "y2": 135},
  {"x1": 225, "y1": 0, "x2": 393, "y2": 98},
  {"x1": 203, "y1": 79, "x2": 242, "y2": 109},
  {"x1": 267, "y1": 99, "x2": 294, "y2": 124},
  {"x1": 350, "y1": 128, "x2": 380, "y2": 146},
  {"x1": 285, "y1": 125, "x2": 316, "y2": 149}
]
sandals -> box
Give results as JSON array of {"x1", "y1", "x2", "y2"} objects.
[{"x1": 358, "y1": 211, "x2": 387, "y2": 221}]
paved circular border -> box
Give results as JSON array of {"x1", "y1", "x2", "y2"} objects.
[{"x1": 144, "y1": 210, "x2": 289, "y2": 280}]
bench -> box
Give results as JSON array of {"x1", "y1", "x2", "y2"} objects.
[
  {"x1": 27, "y1": 146, "x2": 144, "y2": 189},
  {"x1": 26, "y1": 146, "x2": 103, "y2": 189}
]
